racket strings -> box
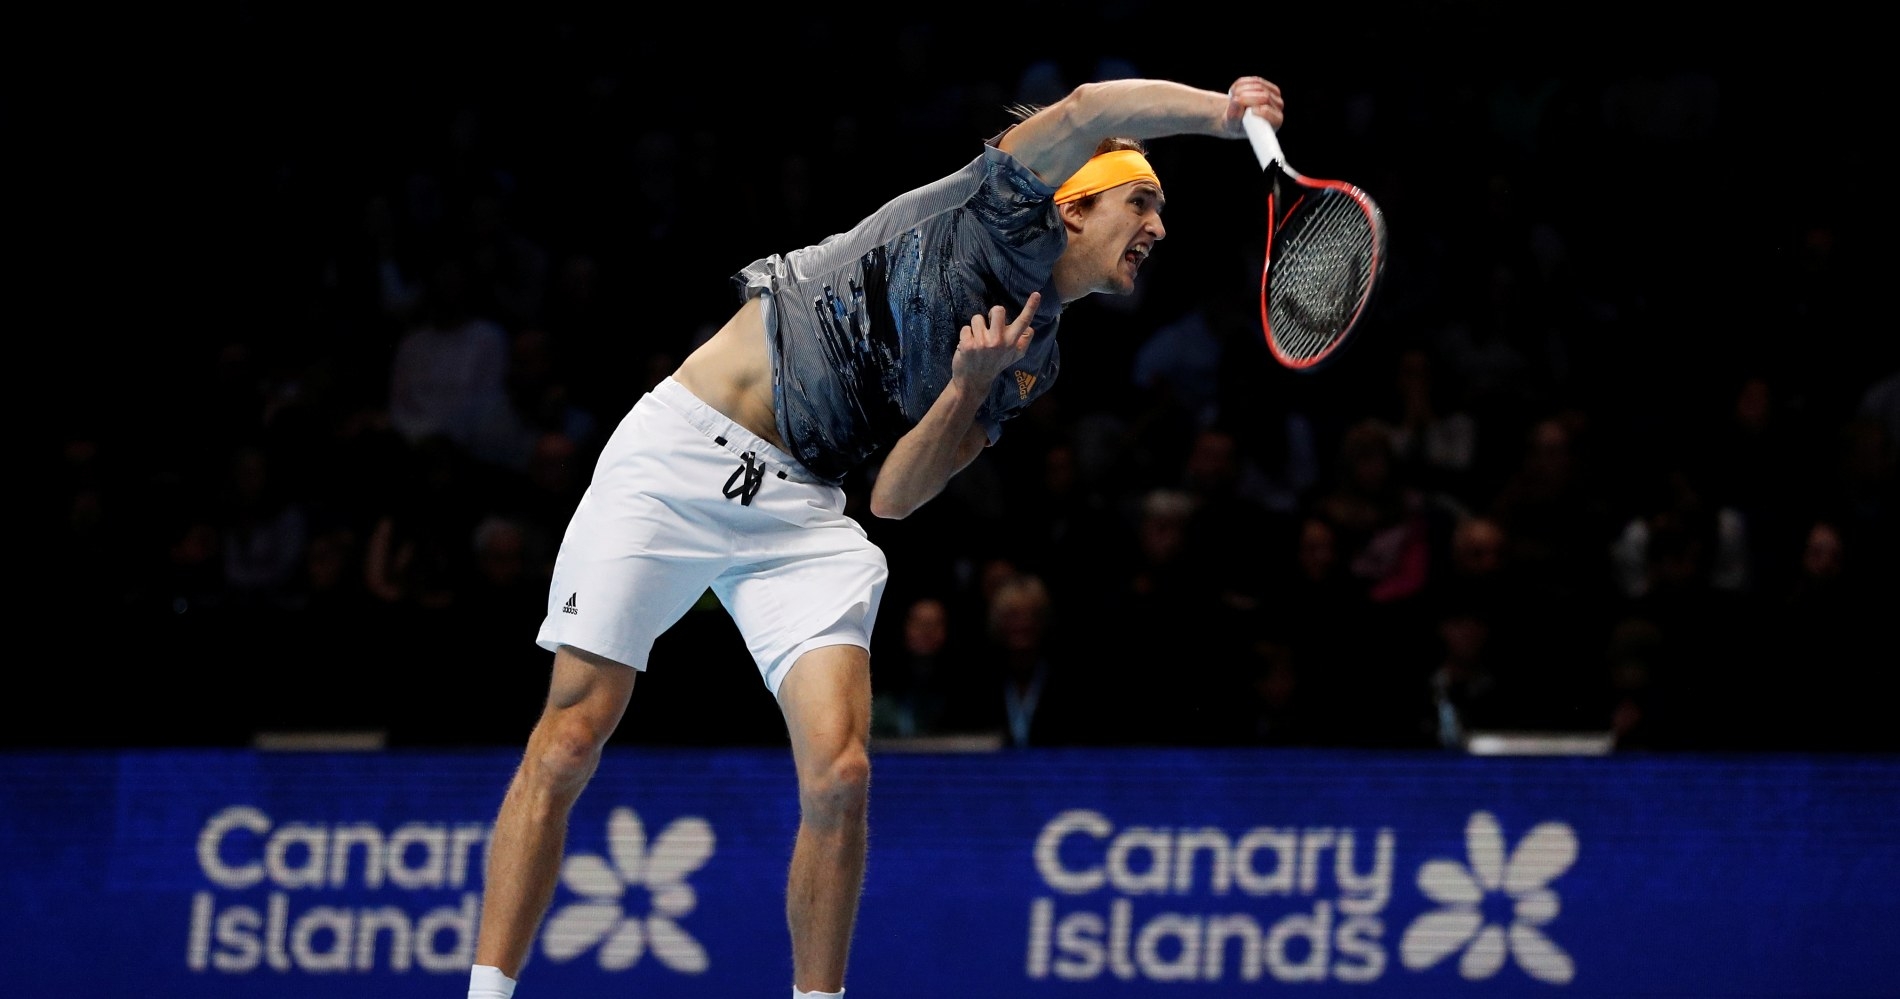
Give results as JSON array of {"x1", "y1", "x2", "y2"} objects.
[{"x1": 1267, "y1": 190, "x2": 1381, "y2": 363}]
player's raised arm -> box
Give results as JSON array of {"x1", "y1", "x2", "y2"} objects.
[{"x1": 997, "y1": 76, "x2": 1285, "y2": 190}]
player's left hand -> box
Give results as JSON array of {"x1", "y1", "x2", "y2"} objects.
[{"x1": 952, "y1": 291, "x2": 1040, "y2": 389}]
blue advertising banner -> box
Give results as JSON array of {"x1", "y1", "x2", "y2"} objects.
[{"x1": 3, "y1": 747, "x2": 1896, "y2": 998}]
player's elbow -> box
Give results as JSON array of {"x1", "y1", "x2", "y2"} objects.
[
  {"x1": 868, "y1": 491, "x2": 918, "y2": 521},
  {"x1": 1049, "y1": 82, "x2": 1115, "y2": 134},
  {"x1": 869, "y1": 472, "x2": 944, "y2": 520}
]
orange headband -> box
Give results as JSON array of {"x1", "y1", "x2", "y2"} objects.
[{"x1": 1053, "y1": 149, "x2": 1161, "y2": 205}]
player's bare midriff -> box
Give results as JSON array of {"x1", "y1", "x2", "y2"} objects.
[{"x1": 672, "y1": 295, "x2": 787, "y2": 452}]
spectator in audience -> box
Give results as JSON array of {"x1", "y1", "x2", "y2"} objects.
[
  {"x1": 1093, "y1": 488, "x2": 1224, "y2": 712},
  {"x1": 1230, "y1": 634, "x2": 1326, "y2": 747},
  {"x1": 1175, "y1": 423, "x2": 1296, "y2": 614},
  {"x1": 1608, "y1": 463, "x2": 1752, "y2": 600},
  {"x1": 217, "y1": 443, "x2": 310, "y2": 611},
  {"x1": 965, "y1": 573, "x2": 1109, "y2": 747},
  {"x1": 1315, "y1": 417, "x2": 1467, "y2": 619},
  {"x1": 1256, "y1": 514, "x2": 1370, "y2": 744},
  {"x1": 1442, "y1": 513, "x2": 1510, "y2": 598},
  {"x1": 1601, "y1": 470, "x2": 1769, "y2": 749},
  {"x1": 1696, "y1": 373, "x2": 1808, "y2": 595},
  {"x1": 869, "y1": 595, "x2": 984, "y2": 742},
  {"x1": 289, "y1": 517, "x2": 371, "y2": 617},
  {"x1": 1430, "y1": 511, "x2": 1598, "y2": 733},
  {"x1": 504, "y1": 326, "x2": 601, "y2": 454},
  {"x1": 1313, "y1": 418, "x2": 1490, "y2": 743},
  {"x1": 386, "y1": 257, "x2": 520, "y2": 468},
  {"x1": 1419, "y1": 602, "x2": 1507, "y2": 750},
  {"x1": 1008, "y1": 436, "x2": 1124, "y2": 603},
  {"x1": 363, "y1": 436, "x2": 481, "y2": 614},
  {"x1": 1758, "y1": 516, "x2": 1890, "y2": 750},
  {"x1": 1488, "y1": 410, "x2": 1617, "y2": 606},
  {"x1": 394, "y1": 513, "x2": 555, "y2": 746},
  {"x1": 1384, "y1": 345, "x2": 1485, "y2": 506}
]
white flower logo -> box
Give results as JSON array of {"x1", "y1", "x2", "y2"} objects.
[
  {"x1": 1400, "y1": 810, "x2": 1577, "y2": 984},
  {"x1": 541, "y1": 807, "x2": 715, "y2": 974}
]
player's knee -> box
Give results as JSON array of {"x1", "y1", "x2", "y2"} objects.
[
  {"x1": 800, "y1": 747, "x2": 870, "y2": 822},
  {"x1": 526, "y1": 713, "x2": 610, "y2": 791}
]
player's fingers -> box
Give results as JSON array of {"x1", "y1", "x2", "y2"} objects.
[
  {"x1": 1246, "y1": 102, "x2": 1284, "y2": 130},
  {"x1": 1012, "y1": 291, "x2": 1041, "y2": 330},
  {"x1": 1010, "y1": 292, "x2": 1040, "y2": 346},
  {"x1": 1231, "y1": 78, "x2": 1282, "y2": 112}
]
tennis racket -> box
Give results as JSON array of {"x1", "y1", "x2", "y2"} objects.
[{"x1": 1243, "y1": 110, "x2": 1388, "y2": 370}]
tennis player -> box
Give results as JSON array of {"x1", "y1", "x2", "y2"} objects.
[{"x1": 467, "y1": 73, "x2": 1286, "y2": 999}]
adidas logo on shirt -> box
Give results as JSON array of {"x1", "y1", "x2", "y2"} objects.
[{"x1": 562, "y1": 593, "x2": 579, "y2": 615}]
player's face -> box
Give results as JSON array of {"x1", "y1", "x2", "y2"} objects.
[{"x1": 1070, "y1": 181, "x2": 1166, "y2": 296}]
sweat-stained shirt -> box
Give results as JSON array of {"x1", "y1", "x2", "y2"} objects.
[{"x1": 732, "y1": 140, "x2": 1068, "y2": 486}]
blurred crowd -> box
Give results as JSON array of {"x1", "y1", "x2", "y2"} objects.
[{"x1": 38, "y1": 8, "x2": 1895, "y2": 752}]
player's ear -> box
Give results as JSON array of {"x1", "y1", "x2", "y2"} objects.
[{"x1": 1056, "y1": 198, "x2": 1087, "y2": 234}]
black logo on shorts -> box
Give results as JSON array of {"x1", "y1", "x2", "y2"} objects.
[{"x1": 562, "y1": 593, "x2": 579, "y2": 615}]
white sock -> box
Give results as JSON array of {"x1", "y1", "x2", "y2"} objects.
[
  {"x1": 794, "y1": 989, "x2": 844, "y2": 998},
  {"x1": 469, "y1": 964, "x2": 517, "y2": 999}
]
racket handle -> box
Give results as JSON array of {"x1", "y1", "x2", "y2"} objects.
[{"x1": 1242, "y1": 110, "x2": 1284, "y2": 172}]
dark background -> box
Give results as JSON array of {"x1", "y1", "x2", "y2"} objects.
[{"x1": 24, "y1": 3, "x2": 1893, "y2": 751}]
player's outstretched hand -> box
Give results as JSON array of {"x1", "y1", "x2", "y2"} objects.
[{"x1": 1224, "y1": 76, "x2": 1284, "y2": 134}]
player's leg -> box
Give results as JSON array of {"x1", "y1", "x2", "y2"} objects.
[
  {"x1": 775, "y1": 642, "x2": 873, "y2": 995},
  {"x1": 474, "y1": 644, "x2": 639, "y2": 981},
  {"x1": 469, "y1": 378, "x2": 760, "y2": 997},
  {"x1": 699, "y1": 396, "x2": 889, "y2": 996}
]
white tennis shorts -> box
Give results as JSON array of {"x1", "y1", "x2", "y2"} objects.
[{"x1": 536, "y1": 377, "x2": 889, "y2": 695}]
